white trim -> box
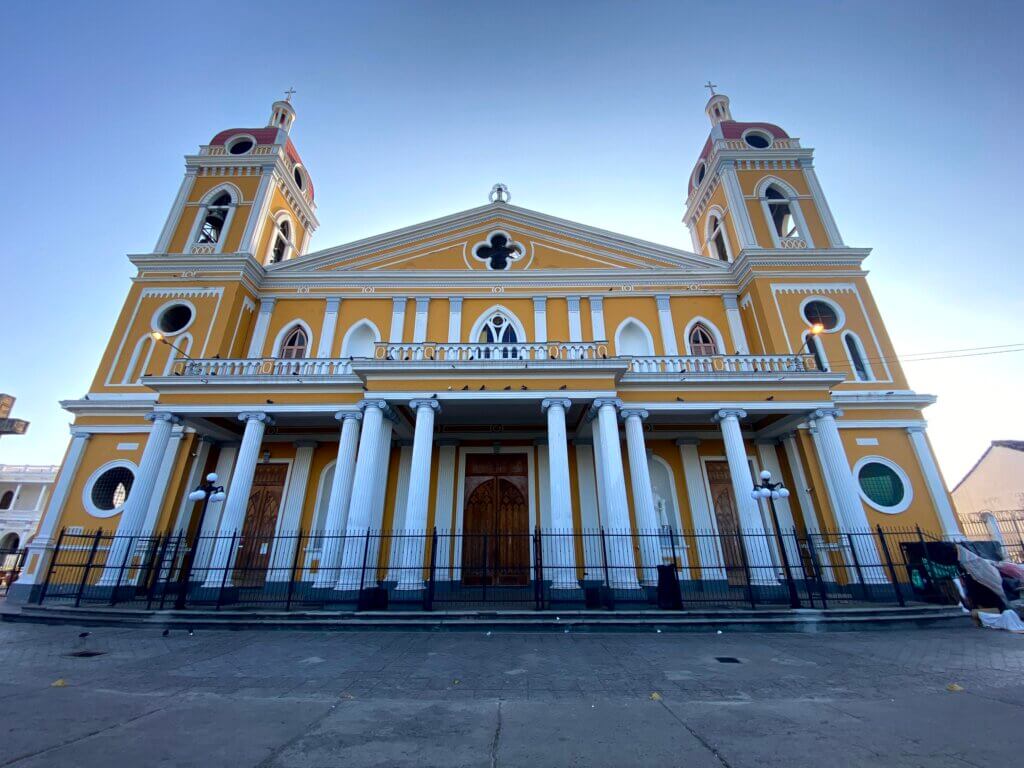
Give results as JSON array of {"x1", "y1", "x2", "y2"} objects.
[
  {"x1": 533, "y1": 296, "x2": 548, "y2": 344},
  {"x1": 841, "y1": 330, "x2": 874, "y2": 381},
  {"x1": 803, "y1": 330, "x2": 830, "y2": 372},
  {"x1": 470, "y1": 229, "x2": 526, "y2": 271},
  {"x1": 161, "y1": 332, "x2": 193, "y2": 375},
  {"x1": 741, "y1": 127, "x2": 775, "y2": 149},
  {"x1": 703, "y1": 205, "x2": 733, "y2": 262},
  {"x1": 82, "y1": 460, "x2": 138, "y2": 519},
  {"x1": 589, "y1": 296, "x2": 606, "y2": 341},
  {"x1": 755, "y1": 176, "x2": 815, "y2": 249},
  {"x1": 682, "y1": 315, "x2": 727, "y2": 355},
  {"x1": 654, "y1": 295, "x2": 678, "y2": 356},
  {"x1": 799, "y1": 295, "x2": 846, "y2": 333},
  {"x1": 121, "y1": 333, "x2": 155, "y2": 385},
  {"x1": 413, "y1": 297, "x2": 430, "y2": 343},
  {"x1": 388, "y1": 297, "x2": 407, "y2": 344},
  {"x1": 613, "y1": 317, "x2": 655, "y2": 356},
  {"x1": 225, "y1": 133, "x2": 258, "y2": 156},
  {"x1": 468, "y1": 304, "x2": 527, "y2": 344},
  {"x1": 263, "y1": 210, "x2": 296, "y2": 265},
  {"x1": 567, "y1": 296, "x2": 582, "y2": 343},
  {"x1": 852, "y1": 455, "x2": 913, "y2": 515},
  {"x1": 340, "y1": 318, "x2": 381, "y2": 358},
  {"x1": 187, "y1": 183, "x2": 242, "y2": 254},
  {"x1": 447, "y1": 297, "x2": 463, "y2": 343},
  {"x1": 648, "y1": 454, "x2": 686, "y2": 538},
  {"x1": 271, "y1": 319, "x2": 315, "y2": 359}
]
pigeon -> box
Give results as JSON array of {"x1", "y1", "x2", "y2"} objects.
[
  {"x1": 461, "y1": 385, "x2": 469, "y2": 391},
  {"x1": 766, "y1": 395, "x2": 774, "y2": 401},
  {"x1": 479, "y1": 385, "x2": 486, "y2": 391},
  {"x1": 559, "y1": 385, "x2": 568, "y2": 391},
  {"x1": 520, "y1": 385, "x2": 528, "y2": 391},
  {"x1": 162, "y1": 629, "x2": 170, "y2": 637},
  {"x1": 503, "y1": 385, "x2": 511, "y2": 391},
  {"x1": 78, "y1": 631, "x2": 90, "y2": 638},
  {"x1": 676, "y1": 397, "x2": 685, "y2": 402},
  {"x1": 266, "y1": 399, "x2": 274, "y2": 404}
]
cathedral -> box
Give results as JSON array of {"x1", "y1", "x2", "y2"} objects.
[{"x1": 11, "y1": 90, "x2": 963, "y2": 607}]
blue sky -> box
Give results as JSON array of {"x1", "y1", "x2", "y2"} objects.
[{"x1": 1, "y1": 1, "x2": 1022, "y2": 487}]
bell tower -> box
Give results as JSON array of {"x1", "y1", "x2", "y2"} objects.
[
  {"x1": 683, "y1": 88, "x2": 845, "y2": 261},
  {"x1": 152, "y1": 92, "x2": 318, "y2": 265}
]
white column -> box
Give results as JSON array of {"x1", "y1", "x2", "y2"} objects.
[
  {"x1": 246, "y1": 298, "x2": 276, "y2": 357},
  {"x1": 313, "y1": 413, "x2": 362, "y2": 588},
  {"x1": 720, "y1": 163, "x2": 758, "y2": 249},
  {"x1": 447, "y1": 297, "x2": 462, "y2": 343},
  {"x1": 677, "y1": 438, "x2": 725, "y2": 580},
  {"x1": 154, "y1": 168, "x2": 197, "y2": 252},
  {"x1": 389, "y1": 297, "x2": 407, "y2": 343},
  {"x1": 589, "y1": 296, "x2": 606, "y2": 342},
  {"x1": 543, "y1": 398, "x2": 576, "y2": 589},
  {"x1": 141, "y1": 430, "x2": 183, "y2": 536},
  {"x1": 395, "y1": 399, "x2": 439, "y2": 589},
  {"x1": 266, "y1": 441, "x2": 316, "y2": 582},
  {"x1": 572, "y1": 440, "x2": 602, "y2": 578},
  {"x1": 434, "y1": 441, "x2": 457, "y2": 579},
  {"x1": 781, "y1": 431, "x2": 833, "y2": 582},
  {"x1": 99, "y1": 413, "x2": 181, "y2": 586},
  {"x1": 655, "y1": 295, "x2": 679, "y2": 356},
  {"x1": 533, "y1": 297, "x2": 548, "y2": 343},
  {"x1": 590, "y1": 415, "x2": 609, "y2": 526},
  {"x1": 907, "y1": 426, "x2": 962, "y2": 539},
  {"x1": 567, "y1": 296, "x2": 582, "y2": 342},
  {"x1": 592, "y1": 399, "x2": 638, "y2": 587},
  {"x1": 316, "y1": 297, "x2": 341, "y2": 358},
  {"x1": 722, "y1": 294, "x2": 749, "y2": 355},
  {"x1": 755, "y1": 441, "x2": 803, "y2": 575},
  {"x1": 16, "y1": 433, "x2": 90, "y2": 588},
  {"x1": 622, "y1": 409, "x2": 660, "y2": 583},
  {"x1": 337, "y1": 401, "x2": 392, "y2": 589},
  {"x1": 239, "y1": 169, "x2": 275, "y2": 255},
  {"x1": 202, "y1": 412, "x2": 272, "y2": 588},
  {"x1": 413, "y1": 298, "x2": 430, "y2": 343},
  {"x1": 810, "y1": 408, "x2": 884, "y2": 579},
  {"x1": 713, "y1": 409, "x2": 776, "y2": 584}
]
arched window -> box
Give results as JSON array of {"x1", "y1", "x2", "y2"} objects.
[
  {"x1": 707, "y1": 214, "x2": 731, "y2": 262},
  {"x1": 843, "y1": 332, "x2": 872, "y2": 381},
  {"x1": 806, "y1": 333, "x2": 827, "y2": 371},
  {"x1": 688, "y1": 324, "x2": 718, "y2": 355},
  {"x1": 279, "y1": 326, "x2": 308, "y2": 359},
  {"x1": 0, "y1": 490, "x2": 13, "y2": 510},
  {"x1": 342, "y1": 321, "x2": 379, "y2": 358},
  {"x1": 477, "y1": 312, "x2": 518, "y2": 344},
  {"x1": 197, "y1": 192, "x2": 232, "y2": 244},
  {"x1": 270, "y1": 218, "x2": 292, "y2": 264},
  {"x1": 764, "y1": 185, "x2": 800, "y2": 239},
  {"x1": 615, "y1": 319, "x2": 655, "y2": 356},
  {"x1": 0, "y1": 532, "x2": 19, "y2": 551}
]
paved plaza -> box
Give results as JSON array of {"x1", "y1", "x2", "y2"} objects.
[{"x1": 0, "y1": 619, "x2": 1021, "y2": 767}]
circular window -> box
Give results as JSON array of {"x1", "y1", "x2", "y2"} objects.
[
  {"x1": 855, "y1": 458, "x2": 912, "y2": 514},
  {"x1": 802, "y1": 300, "x2": 841, "y2": 331},
  {"x1": 743, "y1": 131, "x2": 772, "y2": 149},
  {"x1": 85, "y1": 464, "x2": 136, "y2": 518},
  {"x1": 154, "y1": 303, "x2": 194, "y2": 335},
  {"x1": 227, "y1": 137, "x2": 254, "y2": 155},
  {"x1": 293, "y1": 166, "x2": 305, "y2": 190}
]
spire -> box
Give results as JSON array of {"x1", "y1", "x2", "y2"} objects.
[
  {"x1": 268, "y1": 90, "x2": 297, "y2": 134},
  {"x1": 704, "y1": 83, "x2": 733, "y2": 127}
]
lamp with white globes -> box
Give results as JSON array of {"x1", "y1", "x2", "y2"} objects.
[
  {"x1": 175, "y1": 472, "x2": 226, "y2": 609},
  {"x1": 750, "y1": 469, "x2": 801, "y2": 608}
]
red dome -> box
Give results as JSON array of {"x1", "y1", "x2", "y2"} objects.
[{"x1": 690, "y1": 121, "x2": 790, "y2": 192}]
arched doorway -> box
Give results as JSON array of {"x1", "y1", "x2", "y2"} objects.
[
  {"x1": 461, "y1": 454, "x2": 529, "y2": 585},
  {"x1": 0, "y1": 533, "x2": 19, "y2": 551}
]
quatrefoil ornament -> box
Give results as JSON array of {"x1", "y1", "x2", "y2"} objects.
[{"x1": 472, "y1": 231, "x2": 525, "y2": 271}]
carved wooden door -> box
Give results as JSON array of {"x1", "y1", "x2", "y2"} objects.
[
  {"x1": 706, "y1": 461, "x2": 747, "y2": 586},
  {"x1": 234, "y1": 463, "x2": 287, "y2": 587},
  {"x1": 462, "y1": 454, "x2": 530, "y2": 586}
]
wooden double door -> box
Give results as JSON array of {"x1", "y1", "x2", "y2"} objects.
[
  {"x1": 706, "y1": 460, "x2": 748, "y2": 586},
  {"x1": 461, "y1": 454, "x2": 530, "y2": 586},
  {"x1": 233, "y1": 463, "x2": 287, "y2": 587}
]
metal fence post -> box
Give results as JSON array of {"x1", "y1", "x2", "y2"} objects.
[
  {"x1": 876, "y1": 525, "x2": 905, "y2": 607},
  {"x1": 159, "y1": 534, "x2": 184, "y2": 610},
  {"x1": 668, "y1": 527, "x2": 683, "y2": 610},
  {"x1": 599, "y1": 527, "x2": 614, "y2": 609},
  {"x1": 285, "y1": 530, "x2": 304, "y2": 611},
  {"x1": 37, "y1": 527, "x2": 67, "y2": 605},
  {"x1": 804, "y1": 532, "x2": 828, "y2": 609},
  {"x1": 424, "y1": 527, "x2": 437, "y2": 611},
  {"x1": 736, "y1": 530, "x2": 757, "y2": 609},
  {"x1": 846, "y1": 533, "x2": 866, "y2": 598},
  {"x1": 482, "y1": 532, "x2": 489, "y2": 605},
  {"x1": 110, "y1": 533, "x2": 134, "y2": 606},
  {"x1": 535, "y1": 527, "x2": 545, "y2": 610},
  {"x1": 358, "y1": 529, "x2": 371, "y2": 592},
  {"x1": 75, "y1": 529, "x2": 104, "y2": 608},
  {"x1": 146, "y1": 535, "x2": 172, "y2": 609},
  {"x1": 215, "y1": 531, "x2": 236, "y2": 610}
]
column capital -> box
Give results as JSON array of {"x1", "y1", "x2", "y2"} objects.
[
  {"x1": 449, "y1": 296, "x2": 463, "y2": 309},
  {"x1": 146, "y1": 412, "x2": 183, "y2": 426},
  {"x1": 360, "y1": 399, "x2": 398, "y2": 422},
  {"x1": 334, "y1": 410, "x2": 363, "y2": 423},
  {"x1": 712, "y1": 409, "x2": 747, "y2": 423},
  {"x1": 541, "y1": 398, "x2": 571, "y2": 413},
  {"x1": 675, "y1": 437, "x2": 700, "y2": 446},
  {"x1": 722, "y1": 293, "x2": 740, "y2": 309},
  {"x1": 257, "y1": 297, "x2": 276, "y2": 312},
  {"x1": 811, "y1": 408, "x2": 843, "y2": 421},
  {"x1": 238, "y1": 411, "x2": 274, "y2": 425},
  {"x1": 566, "y1": 295, "x2": 581, "y2": 311},
  {"x1": 589, "y1": 294, "x2": 604, "y2": 309},
  {"x1": 325, "y1": 296, "x2": 341, "y2": 311},
  {"x1": 655, "y1": 294, "x2": 672, "y2": 311},
  {"x1": 620, "y1": 408, "x2": 649, "y2": 423},
  {"x1": 409, "y1": 398, "x2": 441, "y2": 413},
  {"x1": 391, "y1": 295, "x2": 407, "y2": 308},
  {"x1": 415, "y1": 296, "x2": 430, "y2": 310},
  {"x1": 587, "y1": 398, "x2": 623, "y2": 422},
  {"x1": 533, "y1": 295, "x2": 547, "y2": 309}
]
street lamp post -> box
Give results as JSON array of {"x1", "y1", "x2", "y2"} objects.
[
  {"x1": 750, "y1": 470, "x2": 801, "y2": 608},
  {"x1": 174, "y1": 472, "x2": 226, "y2": 609},
  {"x1": 795, "y1": 323, "x2": 825, "y2": 370}
]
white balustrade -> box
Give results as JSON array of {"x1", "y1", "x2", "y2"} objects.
[
  {"x1": 173, "y1": 358, "x2": 354, "y2": 378},
  {"x1": 373, "y1": 341, "x2": 607, "y2": 362},
  {"x1": 626, "y1": 354, "x2": 812, "y2": 375}
]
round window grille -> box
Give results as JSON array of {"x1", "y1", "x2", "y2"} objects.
[
  {"x1": 90, "y1": 467, "x2": 135, "y2": 512},
  {"x1": 156, "y1": 304, "x2": 194, "y2": 334},
  {"x1": 802, "y1": 300, "x2": 840, "y2": 331},
  {"x1": 857, "y1": 462, "x2": 906, "y2": 509}
]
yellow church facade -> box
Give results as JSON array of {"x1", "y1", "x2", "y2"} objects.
[{"x1": 12, "y1": 92, "x2": 962, "y2": 606}]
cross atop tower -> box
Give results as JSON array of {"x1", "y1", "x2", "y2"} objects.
[
  {"x1": 704, "y1": 81, "x2": 718, "y2": 96},
  {"x1": 284, "y1": 87, "x2": 296, "y2": 103}
]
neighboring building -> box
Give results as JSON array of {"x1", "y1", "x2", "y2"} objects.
[
  {"x1": 953, "y1": 441, "x2": 1024, "y2": 545},
  {"x1": 0, "y1": 464, "x2": 58, "y2": 551},
  {"x1": 10, "y1": 90, "x2": 962, "y2": 604}
]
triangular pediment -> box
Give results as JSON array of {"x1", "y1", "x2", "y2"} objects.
[{"x1": 271, "y1": 203, "x2": 727, "y2": 275}]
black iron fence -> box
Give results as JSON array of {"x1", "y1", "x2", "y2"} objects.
[{"x1": 33, "y1": 524, "x2": 983, "y2": 612}]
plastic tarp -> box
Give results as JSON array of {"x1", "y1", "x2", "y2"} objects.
[
  {"x1": 977, "y1": 609, "x2": 1024, "y2": 633},
  {"x1": 996, "y1": 561, "x2": 1024, "y2": 582},
  {"x1": 958, "y1": 545, "x2": 1006, "y2": 606}
]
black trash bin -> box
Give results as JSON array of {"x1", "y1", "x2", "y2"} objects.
[{"x1": 656, "y1": 564, "x2": 682, "y2": 609}]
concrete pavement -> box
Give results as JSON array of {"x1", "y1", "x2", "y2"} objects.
[{"x1": 0, "y1": 620, "x2": 1020, "y2": 766}]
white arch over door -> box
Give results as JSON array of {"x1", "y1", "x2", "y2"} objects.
[
  {"x1": 682, "y1": 316, "x2": 728, "y2": 355},
  {"x1": 341, "y1": 319, "x2": 381, "y2": 357},
  {"x1": 467, "y1": 304, "x2": 527, "y2": 344},
  {"x1": 614, "y1": 317, "x2": 655, "y2": 356}
]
